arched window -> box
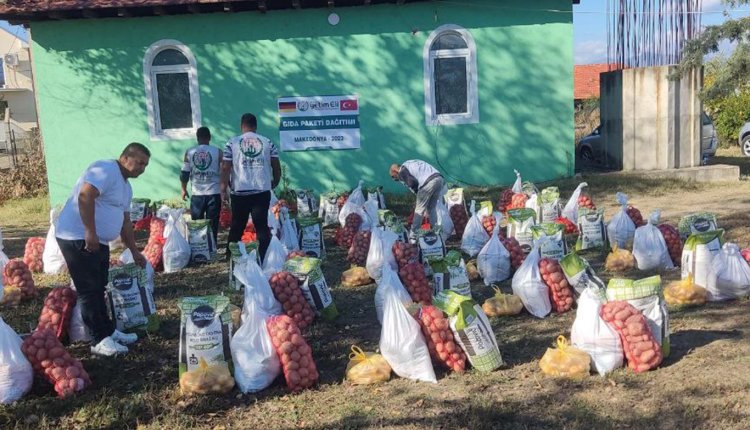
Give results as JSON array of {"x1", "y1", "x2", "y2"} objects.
[
  {"x1": 423, "y1": 25, "x2": 479, "y2": 125},
  {"x1": 143, "y1": 40, "x2": 202, "y2": 139}
]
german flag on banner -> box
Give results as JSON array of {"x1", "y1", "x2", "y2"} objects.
[{"x1": 278, "y1": 101, "x2": 296, "y2": 113}]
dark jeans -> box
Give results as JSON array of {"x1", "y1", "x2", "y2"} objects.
[
  {"x1": 227, "y1": 191, "x2": 271, "y2": 263},
  {"x1": 56, "y1": 238, "x2": 113, "y2": 344},
  {"x1": 190, "y1": 194, "x2": 221, "y2": 243}
]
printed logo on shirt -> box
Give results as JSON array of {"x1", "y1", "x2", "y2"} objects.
[
  {"x1": 192, "y1": 150, "x2": 213, "y2": 172},
  {"x1": 240, "y1": 137, "x2": 263, "y2": 159}
]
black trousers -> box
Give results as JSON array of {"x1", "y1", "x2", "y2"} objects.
[
  {"x1": 190, "y1": 194, "x2": 221, "y2": 244},
  {"x1": 56, "y1": 238, "x2": 113, "y2": 343},
  {"x1": 227, "y1": 191, "x2": 272, "y2": 263}
]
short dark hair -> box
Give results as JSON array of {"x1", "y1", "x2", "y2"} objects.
[
  {"x1": 120, "y1": 142, "x2": 151, "y2": 158},
  {"x1": 240, "y1": 113, "x2": 257, "y2": 129},
  {"x1": 196, "y1": 126, "x2": 211, "y2": 140}
]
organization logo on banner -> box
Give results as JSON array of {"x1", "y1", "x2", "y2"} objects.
[
  {"x1": 192, "y1": 150, "x2": 213, "y2": 171},
  {"x1": 277, "y1": 94, "x2": 360, "y2": 151}
]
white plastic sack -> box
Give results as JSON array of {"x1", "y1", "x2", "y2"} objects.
[
  {"x1": 461, "y1": 201, "x2": 490, "y2": 257},
  {"x1": 231, "y1": 291, "x2": 281, "y2": 393},
  {"x1": 318, "y1": 194, "x2": 340, "y2": 227},
  {"x1": 68, "y1": 302, "x2": 92, "y2": 343},
  {"x1": 435, "y1": 198, "x2": 454, "y2": 241},
  {"x1": 511, "y1": 240, "x2": 552, "y2": 318},
  {"x1": 632, "y1": 210, "x2": 674, "y2": 271},
  {"x1": 570, "y1": 288, "x2": 623, "y2": 376},
  {"x1": 379, "y1": 292, "x2": 436, "y2": 383},
  {"x1": 367, "y1": 227, "x2": 399, "y2": 283},
  {"x1": 607, "y1": 192, "x2": 636, "y2": 250},
  {"x1": 42, "y1": 208, "x2": 67, "y2": 274},
  {"x1": 262, "y1": 236, "x2": 288, "y2": 279},
  {"x1": 119, "y1": 249, "x2": 155, "y2": 294},
  {"x1": 682, "y1": 230, "x2": 724, "y2": 288},
  {"x1": 629, "y1": 295, "x2": 669, "y2": 352},
  {"x1": 374, "y1": 264, "x2": 412, "y2": 325},
  {"x1": 362, "y1": 199, "x2": 379, "y2": 231},
  {"x1": 338, "y1": 180, "x2": 367, "y2": 227},
  {"x1": 367, "y1": 190, "x2": 386, "y2": 210},
  {"x1": 162, "y1": 208, "x2": 189, "y2": 238},
  {"x1": 476, "y1": 214, "x2": 511, "y2": 286},
  {"x1": 155, "y1": 204, "x2": 171, "y2": 220},
  {"x1": 511, "y1": 169, "x2": 523, "y2": 193},
  {"x1": 268, "y1": 208, "x2": 281, "y2": 237},
  {"x1": 706, "y1": 243, "x2": 750, "y2": 301},
  {"x1": 234, "y1": 249, "x2": 283, "y2": 318},
  {"x1": 163, "y1": 210, "x2": 191, "y2": 273},
  {"x1": 296, "y1": 190, "x2": 319, "y2": 217},
  {"x1": 562, "y1": 182, "x2": 588, "y2": 223},
  {"x1": 525, "y1": 193, "x2": 541, "y2": 224},
  {"x1": 0, "y1": 317, "x2": 33, "y2": 404},
  {"x1": 278, "y1": 207, "x2": 299, "y2": 252},
  {"x1": 0, "y1": 227, "x2": 9, "y2": 274}
]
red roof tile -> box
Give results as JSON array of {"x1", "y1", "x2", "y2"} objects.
[
  {"x1": 0, "y1": 0, "x2": 582, "y2": 21},
  {"x1": 574, "y1": 63, "x2": 618, "y2": 100}
]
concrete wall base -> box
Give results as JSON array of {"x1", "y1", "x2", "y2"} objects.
[{"x1": 602, "y1": 164, "x2": 739, "y2": 183}]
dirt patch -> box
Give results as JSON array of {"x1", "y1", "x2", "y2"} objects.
[{"x1": 1, "y1": 174, "x2": 750, "y2": 429}]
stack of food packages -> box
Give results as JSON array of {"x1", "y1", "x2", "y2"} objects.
[
  {"x1": 559, "y1": 253, "x2": 668, "y2": 376},
  {"x1": 14, "y1": 180, "x2": 746, "y2": 402},
  {"x1": 192, "y1": 252, "x2": 338, "y2": 395}
]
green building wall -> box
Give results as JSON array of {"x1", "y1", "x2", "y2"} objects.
[{"x1": 30, "y1": 0, "x2": 574, "y2": 205}]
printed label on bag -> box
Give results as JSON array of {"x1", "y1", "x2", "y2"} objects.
[
  {"x1": 130, "y1": 201, "x2": 149, "y2": 222},
  {"x1": 299, "y1": 224, "x2": 324, "y2": 258},
  {"x1": 579, "y1": 212, "x2": 606, "y2": 249},
  {"x1": 107, "y1": 270, "x2": 155, "y2": 331},
  {"x1": 179, "y1": 297, "x2": 232, "y2": 375},
  {"x1": 188, "y1": 222, "x2": 213, "y2": 263},
  {"x1": 419, "y1": 232, "x2": 446, "y2": 262}
]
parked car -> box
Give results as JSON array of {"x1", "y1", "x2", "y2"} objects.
[
  {"x1": 739, "y1": 121, "x2": 750, "y2": 157},
  {"x1": 576, "y1": 125, "x2": 602, "y2": 162},
  {"x1": 702, "y1": 112, "x2": 717, "y2": 159},
  {"x1": 577, "y1": 112, "x2": 718, "y2": 163}
]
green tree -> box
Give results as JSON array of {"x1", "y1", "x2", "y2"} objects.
[
  {"x1": 702, "y1": 56, "x2": 750, "y2": 147},
  {"x1": 676, "y1": 1, "x2": 750, "y2": 101}
]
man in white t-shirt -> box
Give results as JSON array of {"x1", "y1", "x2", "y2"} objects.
[
  {"x1": 221, "y1": 113, "x2": 281, "y2": 263},
  {"x1": 390, "y1": 160, "x2": 445, "y2": 237},
  {"x1": 56, "y1": 143, "x2": 150, "y2": 357},
  {"x1": 181, "y1": 126, "x2": 221, "y2": 244}
]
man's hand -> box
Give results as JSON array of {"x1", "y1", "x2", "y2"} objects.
[
  {"x1": 181, "y1": 189, "x2": 188, "y2": 201},
  {"x1": 131, "y1": 250, "x2": 148, "y2": 268},
  {"x1": 84, "y1": 231, "x2": 100, "y2": 253}
]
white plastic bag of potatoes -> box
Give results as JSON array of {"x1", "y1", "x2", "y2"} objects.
[
  {"x1": 0, "y1": 317, "x2": 33, "y2": 404},
  {"x1": 632, "y1": 210, "x2": 674, "y2": 271},
  {"x1": 706, "y1": 243, "x2": 750, "y2": 301},
  {"x1": 231, "y1": 290, "x2": 280, "y2": 393},
  {"x1": 476, "y1": 214, "x2": 511, "y2": 286},
  {"x1": 511, "y1": 240, "x2": 552, "y2": 318},
  {"x1": 570, "y1": 288, "x2": 623, "y2": 376}
]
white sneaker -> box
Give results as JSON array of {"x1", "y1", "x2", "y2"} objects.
[
  {"x1": 111, "y1": 329, "x2": 138, "y2": 346},
  {"x1": 91, "y1": 336, "x2": 128, "y2": 357}
]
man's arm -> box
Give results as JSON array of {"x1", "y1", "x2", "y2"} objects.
[
  {"x1": 398, "y1": 167, "x2": 419, "y2": 193},
  {"x1": 121, "y1": 213, "x2": 147, "y2": 267},
  {"x1": 79, "y1": 183, "x2": 100, "y2": 252},
  {"x1": 220, "y1": 160, "x2": 232, "y2": 200},
  {"x1": 180, "y1": 151, "x2": 190, "y2": 200},
  {"x1": 271, "y1": 158, "x2": 281, "y2": 189}
]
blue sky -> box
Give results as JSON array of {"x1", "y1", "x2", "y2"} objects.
[{"x1": 575, "y1": 0, "x2": 750, "y2": 64}]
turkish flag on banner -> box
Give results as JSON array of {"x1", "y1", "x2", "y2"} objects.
[{"x1": 341, "y1": 99, "x2": 358, "y2": 111}]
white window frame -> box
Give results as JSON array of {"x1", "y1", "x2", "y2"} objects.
[
  {"x1": 423, "y1": 24, "x2": 479, "y2": 126},
  {"x1": 143, "y1": 39, "x2": 202, "y2": 140}
]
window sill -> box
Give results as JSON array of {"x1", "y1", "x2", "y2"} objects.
[
  {"x1": 426, "y1": 115, "x2": 480, "y2": 126},
  {"x1": 149, "y1": 129, "x2": 196, "y2": 141}
]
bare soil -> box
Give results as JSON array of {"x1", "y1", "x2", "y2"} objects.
[{"x1": 1, "y1": 162, "x2": 749, "y2": 430}]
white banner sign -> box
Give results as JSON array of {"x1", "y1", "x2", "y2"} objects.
[{"x1": 278, "y1": 95, "x2": 360, "y2": 151}]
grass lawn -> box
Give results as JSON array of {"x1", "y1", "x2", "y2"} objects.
[{"x1": 0, "y1": 160, "x2": 749, "y2": 430}]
